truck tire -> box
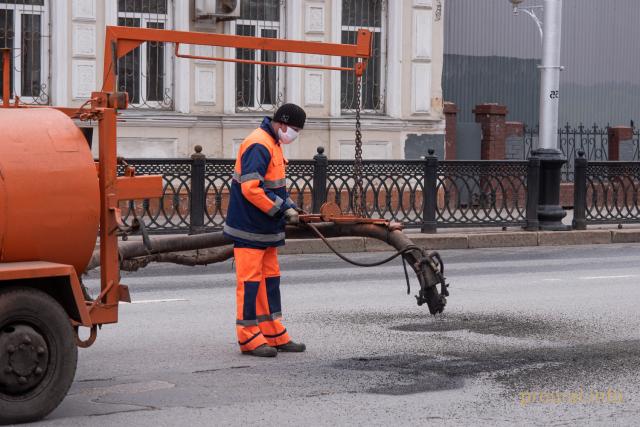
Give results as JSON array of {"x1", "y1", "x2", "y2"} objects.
[{"x1": 0, "y1": 286, "x2": 78, "y2": 425}]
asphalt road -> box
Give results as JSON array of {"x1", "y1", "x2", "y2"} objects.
[{"x1": 26, "y1": 244, "x2": 640, "y2": 426}]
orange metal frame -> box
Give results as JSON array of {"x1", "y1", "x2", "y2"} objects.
[
  {"x1": 1, "y1": 26, "x2": 373, "y2": 339},
  {"x1": 2, "y1": 48, "x2": 10, "y2": 106},
  {"x1": 103, "y1": 26, "x2": 372, "y2": 91}
]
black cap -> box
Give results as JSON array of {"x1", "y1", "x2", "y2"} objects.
[{"x1": 273, "y1": 103, "x2": 306, "y2": 129}]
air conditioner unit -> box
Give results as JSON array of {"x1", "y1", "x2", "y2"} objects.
[{"x1": 194, "y1": 0, "x2": 241, "y2": 21}]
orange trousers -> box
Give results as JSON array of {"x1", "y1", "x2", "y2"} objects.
[{"x1": 234, "y1": 247, "x2": 291, "y2": 351}]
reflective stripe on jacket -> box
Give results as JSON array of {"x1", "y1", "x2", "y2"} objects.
[{"x1": 223, "y1": 117, "x2": 295, "y2": 248}]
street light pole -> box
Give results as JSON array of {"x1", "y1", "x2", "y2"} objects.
[
  {"x1": 538, "y1": 0, "x2": 562, "y2": 152},
  {"x1": 511, "y1": 0, "x2": 569, "y2": 230}
]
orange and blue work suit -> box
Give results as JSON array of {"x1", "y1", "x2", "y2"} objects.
[{"x1": 223, "y1": 117, "x2": 296, "y2": 351}]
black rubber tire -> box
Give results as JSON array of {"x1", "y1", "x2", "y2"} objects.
[{"x1": 0, "y1": 286, "x2": 78, "y2": 425}]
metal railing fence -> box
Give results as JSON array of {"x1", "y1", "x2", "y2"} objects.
[
  {"x1": 117, "y1": 147, "x2": 538, "y2": 235},
  {"x1": 573, "y1": 153, "x2": 640, "y2": 229},
  {"x1": 522, "y1": 123, "x2": 611, "y2": 182}
]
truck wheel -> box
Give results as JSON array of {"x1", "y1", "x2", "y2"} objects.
[{"x1": 0, "y1": 287, "x2": 78, "y2": 425}]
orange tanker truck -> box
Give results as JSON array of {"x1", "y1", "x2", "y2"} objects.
[{"x1": 0, "y1": 26, "x2": 375, "y2": 424}]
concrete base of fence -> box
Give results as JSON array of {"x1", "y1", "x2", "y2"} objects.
[
  {"x1": 537, "y1": 230, "x2": 611, "y2": 246},
  {"x1": 468, "y1": 232, "x2": 538, "y2": 249},
  {"x1": 611, "y1": 229, "x2": 640, "y2": 243},
  {"x1": 278, "y1": 228, "x2": 640, "y2": 254}
]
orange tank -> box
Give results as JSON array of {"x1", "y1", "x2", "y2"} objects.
[{"x1": 0, "y1": 108, "x2": 99, "y2": 273}]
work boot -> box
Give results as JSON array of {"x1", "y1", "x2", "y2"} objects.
[
  {"x1": 276, "y1": 341, "x2": 306, "y2": 352},
  {"x1": 242, "y1": 344, "x2": 277, "y2": 357}
]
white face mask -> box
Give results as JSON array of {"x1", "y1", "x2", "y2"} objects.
[{"x1": 278, "y1": 127, "x2": 299, "y2": 145}]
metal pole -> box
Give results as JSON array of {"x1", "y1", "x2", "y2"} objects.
[
  {"x1": 421, "y1": 149, "x2": 438, "y2": 234},
  {"x1": 572, "y1": 151, "x2": 587, "y2": 230},
  {"x1": 512, "y1": 0, "x2": 569, "y2": 230},
  {"x1": 189, "y1": 145, "x2": 206, "y2": 235},
  {"x1": 312, "y1": 146, "x2": 328, "y2": 213},
  {"x1": 525, "y1": 157, "x2": 541, "y2": 231},
  {"x1": 538, "y1": 0, "x2": 562, "y2": 151}
]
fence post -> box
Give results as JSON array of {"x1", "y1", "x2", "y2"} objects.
[
  {"x1": 312, "y1": 146, "x2": 328, "y2": 213},
  {"x1": 421, "y1": 149, "x2": 438, "y2": 233},
  {"x1": 572, "y1": 151, "x2": 587, "y2": 230},
  {"x1": 525, "y1": 157, "x2": 540, "y2": 231},
  {"x1": 189, "y1": 145, "x2": 206, "y2": 234}
]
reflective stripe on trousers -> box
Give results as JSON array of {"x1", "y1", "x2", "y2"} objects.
[
  {"x1": 235, "y1": 247, "x2": 291, "y2": 351},
  {"x1": 223, "y1": 224, "x2": 285, "y2": 244}
]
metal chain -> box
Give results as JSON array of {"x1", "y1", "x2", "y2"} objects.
[{"x1": 352, "y1": 74, "x2": 365, "y2": 216}]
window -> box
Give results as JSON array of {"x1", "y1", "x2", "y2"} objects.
[
  {"x1": 341, "y1": 0, "x2": 386, "y2": 113},
  {"x1": 0, "y1": 0, "x2": 48, "y2": 105},
  {"x1": 234, "y1": 0, "x2": 284, "y2": 112},
  {"x1": 117, "y1": 0, "x2": 173, "y2": 109}
]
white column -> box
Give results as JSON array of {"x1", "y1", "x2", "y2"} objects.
[
  {"x1": 104, "y1": 0, "x2": 117, "y2": 26},
  {"x1": 51, "y1": 1, "x2": 69, "y2": 106},
  {"x1": 222, "y1": 21, "x2": 236, "y2": 114},
  {"x1": 285, "y1": 0, "x2": 302, "y2": 105},
  {"x1": 538, "y1": 0, "x2": 563, "y2": 151},
  {"x1": 329, "y1": 0, "x2": 341, "y2": 117},
  {"x1": 386, "y1": 0, "x2": 402, "y2": 118},
  {"x1": 174, "y1": 1, "x2": 190, "y2": 113}
]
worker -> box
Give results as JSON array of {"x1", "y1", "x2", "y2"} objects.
[{"x1": 223, "y1": 103, "x2": 307, "y2": 357}]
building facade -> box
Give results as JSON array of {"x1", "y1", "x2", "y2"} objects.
[{"x1": 0, "y1": 0, "x2": 446, "y2": 160}]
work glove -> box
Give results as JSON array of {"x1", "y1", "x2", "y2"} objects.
[{"x1": 284, "y1": 208, "x2": 299, "y2": 225}]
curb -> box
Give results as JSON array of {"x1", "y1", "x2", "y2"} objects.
[{"x1": 278, "y1": 229, "x2": 640, "y2": 254}]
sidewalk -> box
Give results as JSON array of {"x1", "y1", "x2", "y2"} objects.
[
  {"x1": 280, "y1": 210, "x2": 640, "y2": 254},
  {"x1": 279, "y1": 225, "x2": 640, "y2": 254}
]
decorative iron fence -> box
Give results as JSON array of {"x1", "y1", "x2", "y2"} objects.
[
  {"x1": 436, "y1": 161, "x2": 529, "y2": 228},
  {"x1": 522, "y1": 123, "x2": 611, "y2": 182},
  {"x1": 118, "y1": 159, "x2": 191, "y2": 233},
  {"x1": 573, "y1": 153, "x2": 640, "y2": 229},
  {"x1": 117, "y1": 147, "x2": 538, "y2": 234},
  {"x1": 323, "y1": 159, "x2": 425, "y2": 226}
]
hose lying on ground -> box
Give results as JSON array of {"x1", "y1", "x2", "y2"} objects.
[{"x1": 85, "y1": 222, "x2": 449, "y2": 314}]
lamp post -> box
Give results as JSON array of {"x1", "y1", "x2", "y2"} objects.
[{"x1": 510, "y1": 0, "x2": 569, "y2": 230}]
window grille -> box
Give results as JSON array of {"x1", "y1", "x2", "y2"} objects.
[
  {"x1": 0, "y1": 0, "x2": 49, "y2": 105},
  {"x1": 117, "y1": 0, "x2": 173, "y2": 109},
  {"x1": 234, "y1": 0, "x2": 284, "y2": 113},
  {"x1": 341, "y1": 0, "x2": 386, "y2": 114}
]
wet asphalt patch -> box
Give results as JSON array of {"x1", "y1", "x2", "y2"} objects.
[
  {"x1": 317, "y1": 310, "x2": 575, "y2": 340},
  {"x1": 322, "y1": 311, "x2": 640, "y2": 396},
  {"x1": 388, "y1": 312, "x2": 569, "y2": 339},
  {"x1": 332, "y1": 339, "x2": 640, "y2": 396}
]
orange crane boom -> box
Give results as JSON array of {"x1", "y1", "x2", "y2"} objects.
[{"x1": 102, "y1": 25, "x2": 372, "y2": 92}]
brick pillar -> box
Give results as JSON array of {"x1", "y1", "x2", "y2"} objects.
[
  {"x1": 505, "y1": 121, "x2": 524, "y2": 139},
  {"x1": 473, "y1": 103, "x2": 508, "y2": 160},
  {"x1": 444, "y1": 101, "x2": 457, "y2": 160},
  {"x1": 607, "y1": 126, "x2": 633, "y2": 161}
]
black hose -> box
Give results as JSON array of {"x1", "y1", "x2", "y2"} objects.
[{"x1": 304, "y1": 223, "x2": 421, "y2": 267}]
